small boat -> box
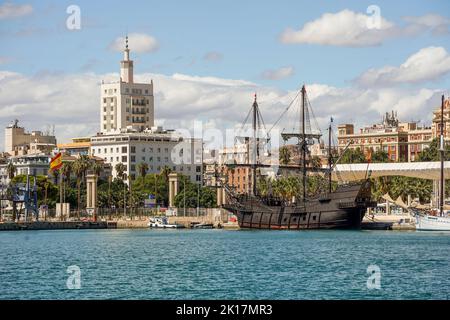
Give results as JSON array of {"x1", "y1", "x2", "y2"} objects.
[
  {"x1": 148, "y1": 217, "x2": 185, "y2": 229},
  {"x1": 415, "y1": 95, "x2": 450, "y2": 232},
  {"x1": 190, "y1": 222, "x2": 214, "y2": 229},
  {"x1": 415, "y1": 214, "x2": 450, "y2": 231}
]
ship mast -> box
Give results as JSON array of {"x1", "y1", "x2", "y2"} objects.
[
  {"x1": 252, "y1": 94, "x2": 258, "y2": 196},
  {"x1": 440, "y1": 94, "x2": 445, "y2": 217},
  {"x1": 301, "y1": 85, "x2": 307, "y2": 200},
  {"x1": 328, "y1": 118, "x2": 333, "y2": 194}
]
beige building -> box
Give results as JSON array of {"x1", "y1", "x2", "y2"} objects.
[
  {"x1": 4, "y1": 120, "x2": 57, "y2": 156},
  {"x1": 337, "y1": 111, "x2": 433, "y2": 162},
  {"x1": 100, "y1": 36, "x2": 154, "y2": 133}
]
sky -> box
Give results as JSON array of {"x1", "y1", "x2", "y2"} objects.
[{"x1": 1, "y1": 0, "x2": 450, "y2": 150}]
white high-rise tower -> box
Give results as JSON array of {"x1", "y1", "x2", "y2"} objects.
[{"x1": 100, "y1": 36, "x2": 154, "y2": 133}]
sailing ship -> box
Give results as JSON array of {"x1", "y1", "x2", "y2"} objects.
[
  {"x1": 223, "y1": 85, "x2": 376, "y2": 230},
  {"x1": 415, "y1": 95, "x2": 450, "y2": 231}
]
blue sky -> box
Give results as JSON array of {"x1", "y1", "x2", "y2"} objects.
[{"x1": 1, "y1": 0, "x2": 450, "y2": 147}]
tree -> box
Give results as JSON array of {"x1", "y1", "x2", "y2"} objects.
[
  {"x1": 371, "y1": 149, "x2": 389, "y2": 163},
  {"x1": 340, "y1": 148, "x2": 366, "y2": 164},
  {"x1": 310, "y1": 156, "x2": 322, "y2": 169},
  {"x1": 160, "y1": 165, "x2": 172, "y2": 182},
  {"x1": 6, "y1": 162, "x2": 16, "y2": 180},
  {"x1": 173, "y1": 176, "x2": 217, "y2": 208},
  {"x1": 417, "y1": 138, "x2": 450, "y2": 162},
  {"x1": 137, "y1": 162, "x2": 149, "y2": 178},
  {"x1": 11, "y1": 175, "x2": 59, "y2": 207},
  {"x1": 61, "y1": 162, "x2": 72, "y2": 203},
  {"x1": 279, "y1": 146, "x2": 291, "y2": 165},
  {"x1": 115, "y1": 163, "x2": 127, "y2": 180},
  {"x1": 48, "y1": 168, "x2": 59, "y2": 185},
  {"x1": 91, "y1": 161, "x2": 103, "y2": 177},
  {"x1": 73, "y1": 156, "x2": 90, "y2": 218}
]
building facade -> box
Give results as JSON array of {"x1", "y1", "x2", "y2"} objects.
[
  {"x1": 90, "y1": 130, "x2": 203, "y2": 184},
  {"x1": 337, "y1": 111, "x2": 432, "y2": 162},
  {"x1": 5, "y1": 120, "x2": 56, "y2": 156},
  {"x1": 100, "y1": 36, "x2": 154, "y2": 133}
]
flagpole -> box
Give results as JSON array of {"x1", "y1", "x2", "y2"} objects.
[{"x1": 59, "y1": 169, "x2": 63, "y2": 221}]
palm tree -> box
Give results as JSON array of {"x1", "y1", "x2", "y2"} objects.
[
  {"x1": 115, "y1": 163, "x2": 127, "y2": 180},
  {"x1": 6, "y1": 162, "x2": 16, "y2": 180},
  {"x1": 61, "y1": 162, "x2": 72, "y2": 203},
  {"x1": 73, "y1": 156, "x2": 90, "y2": 219},
  {"x1": 137, "y1": 162, "x2": 149, "y2": 178},
  {"x1": 279, "y1": 146, "x2": 291, "y2": 165},
  {"x1": 91, "y1": 161, "x2": 103, "y2": 177},
  {"x1": 160, "y1": 165, "x2": 171, "y2": 182},
  {"x1": 48, "y1": 168, "x2": 59, "y2": 185},
  {"x1": 310, "y1": 156, "x2": 322, "y2": 169}
]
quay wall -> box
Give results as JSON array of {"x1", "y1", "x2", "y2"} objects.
[{"x1": 0, "y1": 221, "x2": 116, "y2": 231}]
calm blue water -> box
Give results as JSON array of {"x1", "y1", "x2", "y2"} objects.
[{"x1": 0, "y1": 229, "x2": 449, "y2": 300}]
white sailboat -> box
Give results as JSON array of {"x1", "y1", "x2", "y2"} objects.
[{"x1": 415, "y1": 95, "x2": 450, "y2": 231}]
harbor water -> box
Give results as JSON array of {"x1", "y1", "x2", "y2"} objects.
[{"x1": 0, "y1": 229, "x2": 449, "y2": 300}]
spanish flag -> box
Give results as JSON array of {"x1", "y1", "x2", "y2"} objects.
[{"x1": 50, "y1": 152, "x2": 62, "y2": 171}]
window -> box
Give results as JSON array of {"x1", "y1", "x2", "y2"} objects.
[
  {"x1": 103, "y1": 125, "x2": 106, "y2": 129},
  {"x1": 131, "y1": 146, "x2": 136, "y2": 153},
  {"x1": 145, "y1": 89, "x2": 148, "y2": 94},
  {"x1": 125, "y1": 88, "x2": 129, "y2": 93},
  {"x1": 149, "y1": 148, "x2": 153, "y2": 153},
  {"x1": 122, "y1": 156, "x2": 127, "y2": 162},
  {"x1": 126, "y1": 108, "x2": 129, "y2": 112},
  {"x1": 110, "y1": 148, "x2": 113, "y2": 153},
  {"x1": 111, "y1": 106, "x2": 114, "y2": 111},
  {"x1": 196, "y1": 175, "x2": 201, "y2": 182},
  {"x1": 157, "y1": 157, "x2": 161, "y2": 162},
  {"x1": 164, "y1": 148, "x2": 169, "y2": 153},
  {"x1": 116, "y1": 147, "x2": 119, "y2": 153},
  {"x1": 103, "y1": 107, "x2": 106, "y2": 112},
  {"x1": 126, "y1": 116, "x2": 130, "y2": 121},
  {"x1": 157, "y1": 148, "x2": 161, "y2": 153},
  {"x1": 122, "y1": 146, "x2": 127, "y2": 153},
  {"x1": 142, "y1": 156, "x2": 145, "y2": 161},
  {"x1": 149, "y1": 157, "x2": 153, "y2": 161},
  {"x1": 116, "y1": 157, "x2": 119, "y2": 161},
  {"x1": 196, "y1": 166, "x2": 201, "y2": 172},
  {"x1": 164, "y1": 157, "x2": 169, "y2": 162},
  {"x1": 110, "y1": 157, "x2": 113, "y2": 162},
  {"x1": 103, "y1": 116, "x2": 106, "y2": 120},
  {"x1": 131, "y1": 164, "x2": 135, "y2": 171},
  {"x1": 103, "y1": 98, "x2": 106, "y2": 103},
  {"x1": 97, "y1": 149, "x2": 101, "y2": 154},
  {"x1": 131, "y1": 156, "x2": 135, "y2": 162}
]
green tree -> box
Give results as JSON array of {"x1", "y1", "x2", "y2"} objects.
[
  {"x1": 371, "y1": 149, "x2": 389, "y2": 163},
  {"x1": 340, "y1": 148, "x2": 366, "y2": 164},
  {"x1": 137, "y1": 162, "x2": 149, "y2": 179},
  {"x1": 6, "y1": 162, "x2": 16, "y2": 180},
  {"x1": 279, "y1": 146, "x2": 291, "y2": 165}
]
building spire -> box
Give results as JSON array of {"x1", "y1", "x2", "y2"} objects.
[{"x1": 123, "y1": 34, "x2": 130, "y2": 61}]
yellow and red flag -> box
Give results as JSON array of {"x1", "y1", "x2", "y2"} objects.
[{"x1": 50, "y1": 152, "x2": 62, "y2": 171}]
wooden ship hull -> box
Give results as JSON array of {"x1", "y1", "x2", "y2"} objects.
[{"x1": 224, "y1": 181, "x2": 376, "y2": 230}]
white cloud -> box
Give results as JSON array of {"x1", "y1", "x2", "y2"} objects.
[
  {"x1": 203, "y1": 51, "x2": 223, "y2": 62},
  {"x1": 280, "y1": 10, "x2": 449, "y2": 47},
  {"x1": 0, "y1": 2, "x2": 32, "y2": 19},
  {"x1": 0, "y1": 68, "x2": 447, "y2": 151},
  {"x1": 109, "y1": 33, "x2": 159, "y2": 53},
  {"x1": 403, "y1": 14, "x2": 450, "y2": 35},
  {"x1": 261, "y1": 66, "x2": 295, "y2": 80},
  {"x1": 356, "y1": 46, "x2": 450, "y2": 87},
  {"x1": 280, "y1": 9, "x2": 395, "y2": 47}
]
